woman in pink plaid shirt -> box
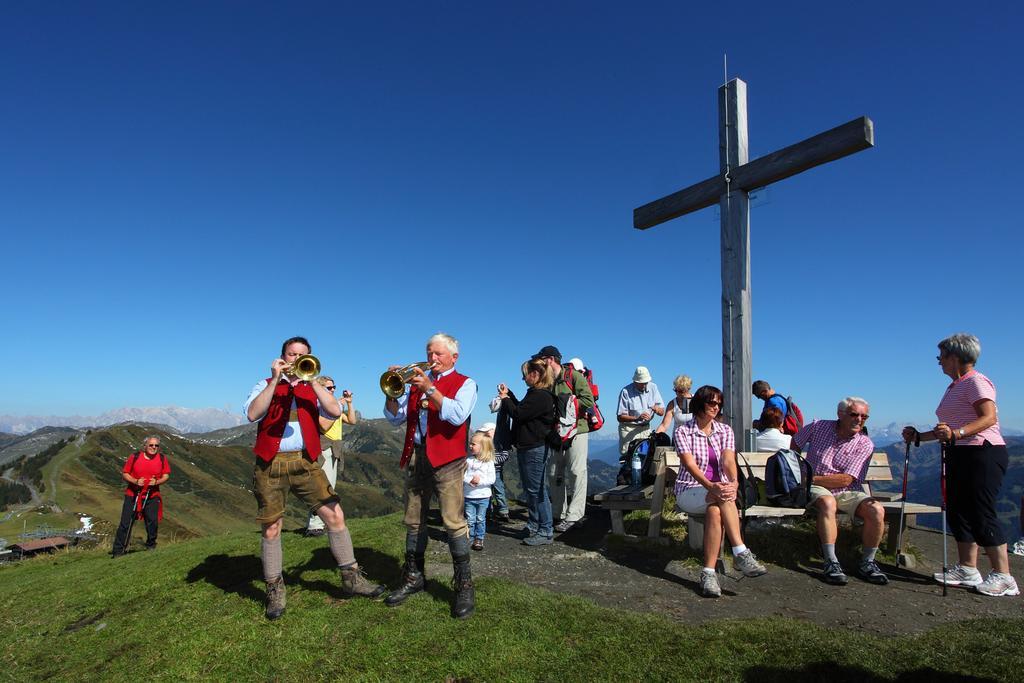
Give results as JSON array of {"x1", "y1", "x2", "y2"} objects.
[{"x1": 673, "y1": 385, "x2": 767, "y2": 598}]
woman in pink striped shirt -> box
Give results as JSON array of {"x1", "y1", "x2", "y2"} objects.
[
  {"x1": 902, "y1": 333, "x2": 1018, "y2": 597},
  {"x1": 674, "y1": 385, "x2": 767, "y2": 598}
]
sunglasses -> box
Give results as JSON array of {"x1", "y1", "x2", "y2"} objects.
[
  {"x1": 848, "y1": 412, "x2": 869, "y2": 421},
  {"x1": 146, "y1": 444, "x2": 159, "y2": 448},
  {"x1": 326, "y1": 386, "x2": 337, "y2": 391},
  {"x1": 706, "y1": 400, "x2": 722, "y2": 408}
]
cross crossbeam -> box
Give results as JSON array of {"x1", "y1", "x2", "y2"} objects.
[{"x1": 634, "y1": 116, "x2": 874, "y2": 230}]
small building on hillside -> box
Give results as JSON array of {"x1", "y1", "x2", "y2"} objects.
[{"x1": 10, "y1": 536, "x2": 71, "y2": 559}]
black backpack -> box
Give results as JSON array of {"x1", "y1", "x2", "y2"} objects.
[
  {"x1": 616, "y1": 432, "x2": 670, "y2": 486},
  {"x1": 764, "y1": 448, "x2": 814, "y2": 508}
]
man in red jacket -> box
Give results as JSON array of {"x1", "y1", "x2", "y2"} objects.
[
  {"x1": 383, "y1": 332, "x2": 478, "y2": 618},
  {"x1": 244, "y1": 336, "x2": 383, "y2": 620}
]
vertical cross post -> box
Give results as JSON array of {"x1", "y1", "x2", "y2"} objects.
[{"x1": 718, "y1": 79, "x2": 752, "y2": 444}]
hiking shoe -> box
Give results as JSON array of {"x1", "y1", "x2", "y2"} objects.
[
  {"x1": 471, "y1": 538, "x2": 484, "y2": 551},
  {"x1": 975, "y1": 572, "x2": 1020, "y2": 597},
  {"x1": 856, "y1": 560, "x2": 889, "y2": 585},
  {"x1": 495, "y1": 511, "x2": 510, "y2": 523},
  {"x1": 933, "y1": 563, "x2": 983, "y2": 587},
  {"x1": 554, "y1": 520, "x2": 576, "y2": 533},
  {"x1": 733, "y1": 550, "x2": 767, "y2": 577},
  {"x1": 340, "y1": 564, "x2": 385, "y2": 599},
  {"x1": 699, "y1": 571, "x2": 721, "y2": 598},
  {"x1": 265, "y1": 577, "x2": 286, "y2": 620},
  {"x1": 522, "y1": 534, "x2": 553, "y2": 546},
  {"x1": 822, "y1": 560, "x2": 848, "y2": 585}
]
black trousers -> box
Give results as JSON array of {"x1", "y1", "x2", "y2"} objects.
[
  {"x1": 946, "y1": 441, "x2": 1008, "y2": 547},
  {"x1": 112, "y1": 493, "x2": 159, "y2": 554}
]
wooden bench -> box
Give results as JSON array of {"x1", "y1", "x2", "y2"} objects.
[{"x1": 592, "y1": 447, "x2": 941, "y2": 557}]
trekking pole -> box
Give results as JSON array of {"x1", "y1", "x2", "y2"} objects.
[
  {"x1": 895, "y1": 434, "x2": 915, "y2": 568},
  {"x1": 125, "y1": 483, "x2": 152, "y2": 554},
  {"x1": 940, "y1": 435, "x2": 953, "y2": 597},
  {"x1": 123, "y1": 489, "x2": 142, "y2": 554}
]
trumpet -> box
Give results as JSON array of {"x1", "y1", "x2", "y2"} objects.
[
  {"x1": 380, "y1": 362, "x2": 434, "y2": 398},
  {"x1": 284, "y1": 354, "x2": 321, "y2": 381}
]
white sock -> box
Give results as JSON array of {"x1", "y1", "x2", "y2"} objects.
[
  {"x1": 731, "y1": 544, "x2": 748, "y2": 557},
  {"x1": 822, "y1": 543, "x2": 838, "y2": 562},
  {"x1": 702, "y1": 566, "x2": 716, "y2": 574},
  {"x1": 861, "y1": 547, "x2": 878, "y2": 564}
]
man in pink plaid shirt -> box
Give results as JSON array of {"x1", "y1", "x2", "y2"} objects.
[{"x1": 792, "y1": 396, "x2": 888, "y2": 587}]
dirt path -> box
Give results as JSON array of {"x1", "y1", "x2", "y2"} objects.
[{"x1": 417, "y1": 505, "x2": 1023, "y2": 636}]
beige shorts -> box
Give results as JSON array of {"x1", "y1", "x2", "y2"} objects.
[
  {"x1": 253, "y1": 450, "x2": 339, "y2": 524},
  {"x1": 808, "y1": 486, "x2": 871, "y2": 517}
]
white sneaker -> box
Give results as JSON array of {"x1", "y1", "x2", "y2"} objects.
[
  {"x1": 975, "y1": 572, "x2": 1020, "y2": 597},
  {"x1": 933, "y1": 563, "x2": 983, "y2": 587},
  {"x1": 699, "y1": 570, "x2": 722, "y2": 598}
]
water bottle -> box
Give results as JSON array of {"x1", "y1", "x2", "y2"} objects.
[{"x1": 631, "y1": 449, "x2": 642, "y2": 486}]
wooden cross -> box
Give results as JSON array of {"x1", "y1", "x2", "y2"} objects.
[{"x1": 633, "y1": 78, "x2": 873, "y2": 444}]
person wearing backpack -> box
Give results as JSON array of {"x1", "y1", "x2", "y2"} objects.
[
  {"x1": 791, "y1": 396, "x2": 888, "y2": 587},
  {"x1": 497, "y1": 358, "x2": 557, "y2": 546},
  {"x1": 673, "y1": 385, "x2": 767, "y2": 598},
  {"x1": 532, "y1": 345, "x2": 595, "y2": 534},
  {"x1": 753, "y1": 380, "x2": 804, "y2": 435},
  {"x1": 111, "y1": 435, "x2": 171, "y2": 557}
]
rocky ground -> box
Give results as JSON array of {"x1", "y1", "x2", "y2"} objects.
[{"x1": 416, "y1": 504, "x2": 1023, "y2": 636}]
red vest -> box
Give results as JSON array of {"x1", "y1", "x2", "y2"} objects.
[
  {"x1": 400, "y1": 370, "x2": 471, "y2": 469},
  {"x1": 253, "y1": 379, "x2": 322, "y2": 462}
]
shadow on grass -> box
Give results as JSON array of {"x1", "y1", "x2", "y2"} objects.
[
  {"x1": 743, "y1": 663, "x2": 995, "y2": 683},
  {"x1": 185, "y1": 553, "x2": 264, "y2": 604}
]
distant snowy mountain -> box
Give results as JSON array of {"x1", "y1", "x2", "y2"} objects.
[{"x1": 0, "y1": 406, "x2": 245, "y2": 435}]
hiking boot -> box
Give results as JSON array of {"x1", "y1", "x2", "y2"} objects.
[
  {"x1": 265, "y1": 577, "x2": 286, "y2": 620},
  {"x1": 522, "y1": 534, "x2": 553, "y2": 546},
  {"x1": 699, "y1": 570, "x2": 721, "y2": 598},
  {"x1": 975, "y1": 572, "x2": 1020, "y2": 597},
  {"x1": 822, "y1": 560, "x2": 848, "y2": 585},
  {"x1": 933, "y1": 563, "x2": 983, "y2": 587},
  {"x1": 384, "y1": 554, "x2": 425, "y2": 607},
  {"x1": 471, "y1": 539, "x2": 484, "y2": 551},
  {"x1": 452, "y1": 556, "x2": 475, "y2": 619},
  {"x1": 856, "y1": 560, "x2": 889, "y2": 585},
  {"x1": 554, "y1": 520, "x2": 576, "y2": 533},
  {"x1": 733, "y1": 549, "x2": 767, "y2": 577},
  {"x1": 340, "y1": 564, "x2": 386, "y2": 599}
]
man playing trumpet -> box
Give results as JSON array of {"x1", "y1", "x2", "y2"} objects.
[
  {"x1": 244, "y1": 336, "x2": 383, "y2": 621},
  {"x1": 383, "y1": 332, "x2": 478, "y2": 618}
]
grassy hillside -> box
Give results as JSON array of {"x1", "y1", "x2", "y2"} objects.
[
  {"x1": 1, "y1": 514, "x2": 1022, "y2": 682},
  {"x1": 0, "y1": 420, "x2": 413, "y2": 540}
]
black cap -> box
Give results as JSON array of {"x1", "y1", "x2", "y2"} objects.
[{"x1": 531, "y1": 345, "x2": 561, "y2": 360}]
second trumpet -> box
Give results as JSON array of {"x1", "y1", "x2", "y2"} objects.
[{"x1": 380, "y1": 362, "x2": 434, "y2": 398}]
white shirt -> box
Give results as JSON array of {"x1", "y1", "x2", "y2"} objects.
[
  {"x1": 754, "y1": 428, "x2": 792, "y2": 452},
  {"x1": 463, "y1": 456, "x2": 496, "y2": 499},
  {"x1": 383, "y1": 367, "x2": 478, "y2": 444}
]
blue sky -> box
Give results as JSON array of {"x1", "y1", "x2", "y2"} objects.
[{"x1": 2, "y1": 2, "x2": 1022, "y2": 434}]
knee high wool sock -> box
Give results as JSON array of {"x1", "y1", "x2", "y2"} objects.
[
  {"x1": 328, "y1": 529, "x2": 357, "y2": 568},
  {"x1": 261, "y1": 537, "x2": 283, "y2": 582}
]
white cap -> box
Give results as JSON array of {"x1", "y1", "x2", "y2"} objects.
[
  {"x1": 476, "y1": 422, "x2": 497, "y2": 435},
  {"x1": 633, "y1": 366, "x2": 652, "y2": 383},
  {"x1": 568, "y1": 357, "x2": 585, "y2": 371}
]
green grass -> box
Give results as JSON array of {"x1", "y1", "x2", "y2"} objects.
[{"x1": 2, "y1": 513, "x2": 1022, "y2": 682}]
